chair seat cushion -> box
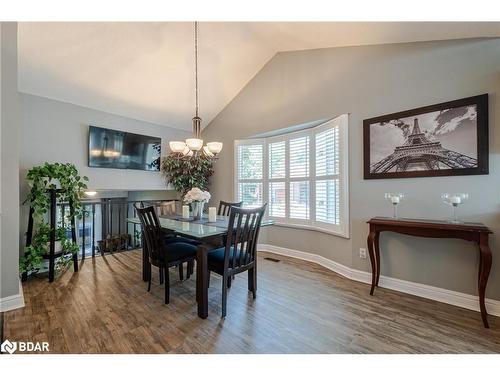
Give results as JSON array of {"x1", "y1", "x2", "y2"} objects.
[
  {"x1": 164, "y1": 235, "x2": 200, "y2": 246},
  {"x1": 163, "y1": 241, "x2": 197, "y2": 263},
  {"x1": 207, "y1": 246, "x2": 249, "y2": 273}
]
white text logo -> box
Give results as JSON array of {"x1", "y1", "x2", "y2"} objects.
[
  {"x1": 1, "y1": 340, "x2": 49, "y2": 354},
  {"x1": 1, "y1": 340, "x2": 17, "y2": 354}
]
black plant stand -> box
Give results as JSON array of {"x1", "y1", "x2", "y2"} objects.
[{"x1": 22, "y1": 189, "x2": 79, "y2": 282}]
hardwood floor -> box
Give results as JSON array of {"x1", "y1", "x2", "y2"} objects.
[{"x1": 4, "y1": 249, "x2": 500, "y2": 353}]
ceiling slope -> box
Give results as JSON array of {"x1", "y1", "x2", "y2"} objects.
[{"x1": 18, "y1": 22, "x2": 500, "y2": 131}]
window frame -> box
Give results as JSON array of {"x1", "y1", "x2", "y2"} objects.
[
  {"x1": 234, "y1": 139, "x2": 266, "y2": 209},
  {"x1": 267, "y1": 139, "x2": 287, "y2": 218},
  {"x1": 234, "y1": 114, "x2": 349, "y2": 238}
]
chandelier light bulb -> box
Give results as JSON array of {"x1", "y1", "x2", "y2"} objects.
[
  {"x1": 182, "y1": 145, "x2": 194, "y2": 157},
  {"x1": 206, "y1": 142, "x2": 223, "y2": 154},
  {"x1": 203, "y1": 146, "x2": 214, "y2": 157},
  {"x1": 186, "y1": 138, "x2": 203, "y2": 151},
  {"x1": 170, "y1": 141, "x2": 186, "y2": 153}
]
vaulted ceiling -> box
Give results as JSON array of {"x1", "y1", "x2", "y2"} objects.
[{"x1": 18, "y1": 22, "x2": 500, "y2": 131}]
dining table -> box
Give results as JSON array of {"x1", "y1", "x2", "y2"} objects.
[{"x1": 127, "y1": 213, "x2": 273, "y2": 318}]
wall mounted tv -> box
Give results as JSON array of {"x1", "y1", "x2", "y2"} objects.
[{"x1": 88, "y1": 126, "x2": 161, "y2": 171}]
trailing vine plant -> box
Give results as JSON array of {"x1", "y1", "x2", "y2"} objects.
[
  {"x1": 161, "y1": 154, "x2": 214, "y2": 196},
  {"x1": 20, "y1": 163, "x2": 89, "y2": 277}
]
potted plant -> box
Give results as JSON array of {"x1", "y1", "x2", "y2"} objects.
[
  {"x1": 183, "y1": 187, "x2": 211, "y2": 220},
  {"x1": 161, "y1": 154, "x2": 214, "y2": 196},
  {"x1": 20, "y1": 162, "x2": 89, "y2": 278}
]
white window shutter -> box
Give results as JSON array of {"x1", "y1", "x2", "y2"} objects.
[
  {"x1": 235, "y1": 114, "x2": 349, "y2": 237},
  {"x1": 268, "y1": 141, "x2": 285, "y2": 179},
  {"x1": 237, "y1": 144, "x2": 263, "y2": 180},
  {"x1": 268, "y1": 141, "x2": 286, "y2": 217},
  {"x1": 289, "y1": 136, "x2": 309, "y2": 178},
  {"x1": 238, "y1": 182, "x2": 263, "y2": 208},
  {"x1": 236, "y1": 143, "x2": 263, "y2": 208},
  {"x1": 289, "y1": 136, "x2": 310, "y2": 219},
  {"x1": 269, "y1": 181, "x2": 286, "y2": 217},
  {"x1": 315, "y1": 126, "x2": 340, "y2": 225}
]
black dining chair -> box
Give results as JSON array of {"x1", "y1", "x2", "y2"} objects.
[
  {"x1": 207, "y1": 204, "x2": 267, "y2": 317},
  {"x1": 139, "y1": 201, "x2": 199, "y2": 281},
  {"x1": 218, "y1": 200, "x2": 243, "y2": 216},
  {"x1": 218, "y1": 201, "x2": 244, "y2": 280},
  {"x1": 134, "y1": 204, "x2": 197, "y2": 304}
]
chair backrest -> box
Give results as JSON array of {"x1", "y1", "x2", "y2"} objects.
[
  {"x1": 223, "y1": 204, "x2": 267, "y2": 272},
  {"x1": 218, "y1": 200, "x2": 243, "y2": 216},
  {"x1": 134, "y1": 203, "x2": 164, "y2": 265}
]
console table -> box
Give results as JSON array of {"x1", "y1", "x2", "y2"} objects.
[{"x1": 367, "y1": 217, "x2": 493, "y2": 328}]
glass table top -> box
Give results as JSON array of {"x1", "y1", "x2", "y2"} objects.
[{"x1": 127, "y1": 215, "x2": 274, "y2": 239}]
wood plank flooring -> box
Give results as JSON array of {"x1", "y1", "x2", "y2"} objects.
[{"x1": 4, "y1": 250, "x2": 500, "y2": 353}]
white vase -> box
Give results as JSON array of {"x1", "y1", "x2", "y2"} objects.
[{"x1": 191, "y1": 201, "x2": 205, "y2": 221}]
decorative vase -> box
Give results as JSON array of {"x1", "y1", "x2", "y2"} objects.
[
  {"x1": 191, "y1": 201, "x2": 205, "y2": 221},
  {"x1": 441, "y1": 193, "x2": 469, "y2": 223},
  {"x1": 384, "y1": 192, "x2": 404, "y2": 219}
]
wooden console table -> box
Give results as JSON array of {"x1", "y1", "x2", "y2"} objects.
[{"x1": 367, "y1": 217, "x2": 493, "y2": 328}]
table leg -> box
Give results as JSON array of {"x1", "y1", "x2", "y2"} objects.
[
  {"x1": 478, "y1": 233, "x2": 492, "y2": 328},
  {"x1": 142, "y1": 232, "x2": 151, "y2": 282},
  {"x1": 196, "y1": 244, "x2": 209, "y2": 319},
  {"x1": 367, "y1": 228, "x2": 377, "y2": 295},
  {"x1": 374, "y1": 232, "x2": 381, "y2": 286}
]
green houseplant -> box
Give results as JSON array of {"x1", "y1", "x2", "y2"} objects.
[
  {"x1": 161, "y1": 154, "x2": 214, "y2": 196},
  {"x1": 20, "y1": 162, "x2": 89, "y2": 277}
]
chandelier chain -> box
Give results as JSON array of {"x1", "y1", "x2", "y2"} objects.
[
  {"x1": 169, "y1": 21, "x2": 221, "y2": 158},
  {"x1": 194, "y1": 21, "x2": 199, "y2": 118}
]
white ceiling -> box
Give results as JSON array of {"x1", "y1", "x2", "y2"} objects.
[{"x1": 18, "y1": 22, "x2": 500, "y2": 131}]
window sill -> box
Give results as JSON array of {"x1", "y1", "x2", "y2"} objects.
[{"x1": 267, "y1": 221, "x2": 350, "y2": 239}]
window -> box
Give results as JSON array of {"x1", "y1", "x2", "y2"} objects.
[
  {"x1": 235, "y1": 115, "x2": 349, "y2": 237},
  {"x1": 268, "y1": 140, "x2": 286, "y2": 217},
  {"x1": 315, "y1": 126, "x2": 340, "y2": 225},
  {"x1": 236, "y1": 143, "x2": 264, "y2": 208}
]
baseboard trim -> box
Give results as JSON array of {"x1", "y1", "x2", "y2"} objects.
[
  {"x1": 0, "y1": 280, "x2": 25, "y2": 312},
  {"x1": 258, "y1": 244, "x2": 500, "y2": 318}
]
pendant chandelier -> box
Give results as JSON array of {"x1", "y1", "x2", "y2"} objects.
[{"x1": 169, "y1": 22, "x2": 223, "y2": 158}]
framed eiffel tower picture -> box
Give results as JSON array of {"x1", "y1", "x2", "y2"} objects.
[{"x1": 363, "y1": 94, "x2": 489, "y2": 179}]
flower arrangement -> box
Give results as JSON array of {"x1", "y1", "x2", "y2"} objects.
[{"x1": 184, "y1": 187, "x2": 211, "y2": 204}]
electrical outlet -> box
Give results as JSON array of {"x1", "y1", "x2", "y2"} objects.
[{"x1": 359, "y1": 248, "x2": 367, "y2": 259}]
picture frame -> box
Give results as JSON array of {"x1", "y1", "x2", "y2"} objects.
[{"x1": 363, "y1": 94, "x2": 489, "y2": 179}]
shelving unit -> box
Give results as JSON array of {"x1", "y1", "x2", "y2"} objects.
[{"x1": 23, "y1": 188, "x2": 79, "y2": 282}]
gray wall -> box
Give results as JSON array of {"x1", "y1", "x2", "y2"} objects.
[
  {"x1": 20, "y1": 93, "x2": 190, "y2": 192},
  {"x1": 203, "y1": 38, "x2": 500, "y2": 299},
  {"x1": 1, "y1": 22, "x2": 20, "y2": 300},
  {"x1": 19, "y1": 94, "x2": 189, "y2": 263}
]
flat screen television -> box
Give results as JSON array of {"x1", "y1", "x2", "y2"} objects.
[{"x1": 88, "y1": 126, "x2": 161, "y2": 171}]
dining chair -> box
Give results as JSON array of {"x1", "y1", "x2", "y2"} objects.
[
  {"x1": 134, "y1": 204, "x2": 197, "y2": 304},
  {"x1": 207, "y1": 204, "x2": 267, "y2": 317},
  {"x1": 139, "y1": 201, "x2": 198, "y2": 281},
  {"x1": 217, "y1": 200, "x2": 243, "y2": 216},
  {"x1": 218, "y1": 200, "x2": 244, "y2": 283}
]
